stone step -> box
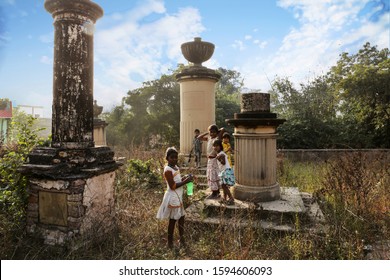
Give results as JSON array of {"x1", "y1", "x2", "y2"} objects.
[{"x1": 185, "y1": 187, "x2": 317, "y2": 233}]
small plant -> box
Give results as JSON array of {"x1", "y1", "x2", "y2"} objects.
[
  {"x1": 0, "y1": 112, "x2": 45, "y2": 224},
  {"x1": 124, "y1": 158, "x2": 162, "y2": 188}
]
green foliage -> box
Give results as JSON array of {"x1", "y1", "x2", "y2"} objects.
[
  {"x1": 124, "y1": 159, "x2": 162, "y2": 188},
  {"x1": 273, "y1": 42, "x2": 389, "y2": 148},
  {"x1": 328, "y1": 42, "x2": 390, "y2": 147},
  {"x1": 0, "y1": 110, "x2": 44, "y2": 223},
  {"x1": 272, "y1": 76, "x2": 340, "y2": 148}
]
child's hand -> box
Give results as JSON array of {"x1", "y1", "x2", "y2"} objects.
[{"x1": 183, "y1": 174, "x2": 193, "y2": 183}]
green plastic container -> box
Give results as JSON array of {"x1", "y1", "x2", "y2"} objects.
[{"x1": 186, "y1": 181, "x2": 194, "y2": 196}]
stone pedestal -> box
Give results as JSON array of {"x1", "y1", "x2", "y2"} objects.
[
  {"x1": 176, "y1": 38, "x2": 221, "y2": 155},
  {"x1": 20, "y1": 0, "x2": 119, "y2": 245},
  {"x1": 227, "y1": 92, "x2": 285, "y2": 202},
  {"x1": 93, "y1": 100, "x2": 107, "y2": 146},
  {"x1": 93, "y1": 119, "x2": 108, "y2": 146}
]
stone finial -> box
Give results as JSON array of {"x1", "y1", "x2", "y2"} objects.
[
  {"x1": 181, "y1": 37, "x2": 215, "y2": 66},
  {"x1": 93, "y1": 100, "x2": 103, "y2": 118}
]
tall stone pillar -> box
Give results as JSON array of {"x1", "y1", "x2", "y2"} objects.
[
  {"x1": 227, "y1": 93, "x2": 285, "y2": 202},
  {"x1": 46, "y1": 0, "x2": 102, "y2": 149},
  {"x1": 20, "y1": 0, "x2": 119, "y2": 246},
  {"x1": 176, "y1": 38, "x2": 221, "y2": 155}
]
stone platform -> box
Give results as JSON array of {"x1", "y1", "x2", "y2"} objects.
[{"x1": 185, "y1": 187, "x2": 325, "y2": 232}]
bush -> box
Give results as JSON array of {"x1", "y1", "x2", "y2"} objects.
[
  {"x1": 319, "y1": 151, "x2": 389, "y2": 256},
  {"x1": 0, "y1": 113, "x2": 45, "y2": 224},
  {"x1": 124, "y1": 159, "x2": 162, "y2": 188}
]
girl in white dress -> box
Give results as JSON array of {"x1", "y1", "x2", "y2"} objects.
[
  {"x1": 156, "y1": 147, "x2": 193, "y2": 248},
  {"x1": 197, "y1": 124, "x2": 225, "y2": 199}
]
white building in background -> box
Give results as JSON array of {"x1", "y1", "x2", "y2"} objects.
[
  {"x1": 17, "y1": 105, "x2": 45, "y2": 118},
  {"x1": 17, "y1": 105, "x2": 51, "y2": 139}
]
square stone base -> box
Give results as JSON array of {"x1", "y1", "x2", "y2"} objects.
[{"x1": 26, "y1": 171, "x2": 116, "y2": 245}]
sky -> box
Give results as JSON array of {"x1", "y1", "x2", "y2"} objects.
[{"x1": 0, "y1": 0, "x2": 389, "y2": 118}]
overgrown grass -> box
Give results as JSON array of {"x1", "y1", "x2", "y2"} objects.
[{"x1": 0, "y1": 148, "x2": 388, "y2": 259}]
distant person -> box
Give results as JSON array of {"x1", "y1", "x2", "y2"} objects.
[
  {"x1": 222, "y1": 132, "x2": 233, "y2": 166},
  {"x1": 213, "y1": 139, "x2": 235, "y2": 205},
  {"x1": 156, "y1": 147, "x2": 193, "y2": 249},
  {"x1": 198, "y1": 124, "x2": 225, "y2": 199},
  {"x1": 192, "y1": 129, "x2": 203, "y2": 168}
]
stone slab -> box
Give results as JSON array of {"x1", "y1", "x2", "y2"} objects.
[
  {"x1": 185, "y1": 187, "x2": 308, "y2": 232},
  {"x1": 258, "y1": 187, "x2": 306, "y2": 214}
]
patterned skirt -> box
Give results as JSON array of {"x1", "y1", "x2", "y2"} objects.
[
  {"x1": 206, "y1": 158, "x2": 220, "y2": 191},
  {"x1": 219, "y1": 168, "x2": 236, "y2": 186}
]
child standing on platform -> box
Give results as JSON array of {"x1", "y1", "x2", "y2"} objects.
[
  {"x1": 222, "y1": 132, "x2": 233, "y2": 167},
  {"x1": 198, "y1": 124, "x2": 225, "y2": 199},
  {"x1": 156, "y1": 147, "x2": 193, "y2": 248},
  {"x1": 192, "y1": 129, "x2": 202, "y2": 168},
  {"x1": 213, "y1": 139, "x2": 235, "y2": 205}
]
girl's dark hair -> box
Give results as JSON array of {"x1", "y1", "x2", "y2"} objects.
[
  {"x1": 165, "y1": 147, "x2": 178, "y2": 160},
  {"x1": 212, "y1": 139, "x2": 223, "y2": 150},
  {"x1": 222, "y1": 132, "x2": 230, "y2": 140},
  {"x1": 208, "y1": 124, "x2": 219, "y2": 133}
]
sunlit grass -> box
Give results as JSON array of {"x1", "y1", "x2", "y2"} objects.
[{"x1": 0, "y1": 149, "x2": 388, "y2": 260}]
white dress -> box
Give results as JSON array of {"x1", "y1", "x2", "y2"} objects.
[{"x1": 156, "y1": 165, "x2": 185, "y2": 220}]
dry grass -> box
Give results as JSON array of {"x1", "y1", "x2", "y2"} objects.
[{"x1": 0, "y1": 149, "x2": 388, "y2": 260}]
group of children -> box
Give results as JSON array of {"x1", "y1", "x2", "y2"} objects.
[{"x1": 156, "y1": 124, "x2": 235, "y2": 249}]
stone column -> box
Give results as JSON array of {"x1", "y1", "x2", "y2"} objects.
[
  {"x1": 45, "y1": 0, "x2": 103, "y2": 148},
  {"x1": 227, "y1": 93, "x2": 285, "y2": 202},
  {"x1": 20, "y1": 0, "x2": 119, "y2": 246},
  {"x1": 176, "y1": 38, "x2": 221, "y2": 155}
]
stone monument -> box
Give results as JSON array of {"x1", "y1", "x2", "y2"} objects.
[
  {"x1": 227, "y1": 92, "x2": 285, "y2": 202},
  {"x1": 93, "y1": 100, "x2": 108, "y2": 146},
  {"x1": 176, "y1": 37, "x2": 221, "y2": 158},
  {"x1": 20, "y1": 0, "x2": 119, "y2": 245}
]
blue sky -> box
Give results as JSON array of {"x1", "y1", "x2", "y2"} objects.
[{"x1": 0, "y1": 0, "x2": 389, "y2": 118}]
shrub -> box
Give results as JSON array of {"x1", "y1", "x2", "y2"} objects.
[
  {"x1": 319, "y1": 151, "x2": 389, "y2": 256},
  {"x1": 124, "y1": 159, "x2": 162, "y2": 188},
  {"x1": 0, "y1": 113, "x2": 44, "y2": 224}
]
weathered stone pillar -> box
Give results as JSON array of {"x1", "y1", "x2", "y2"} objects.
[
  {"x1": 227, "y1": 93, "x2": 285, "y2": 202},
  {"x1": 176, "y1": 38, "x2": 221, "y2": 155},
  {"x1": 45, "y1": 0, "x2": 103, "y2": 149},
  {"x1": 20, "y1": 0, "x2": 119, "y2": 246}
]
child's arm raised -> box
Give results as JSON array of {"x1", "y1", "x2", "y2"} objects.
[
  {"x1": 217, "y1": 127, "x2": 226, "y2": 139},
  {"x1": 197, "y1": 131, "x2": 209, "y2": 141}
]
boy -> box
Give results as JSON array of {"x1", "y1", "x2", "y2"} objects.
[{"x1": 192, "y1": 129, "x2": 202, "y2": 168}]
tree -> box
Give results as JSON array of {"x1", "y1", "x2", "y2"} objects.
[
  {"x1": 104, "y1": 66, "x2": 243, "y2": 149},
  {"x1": 105, "y1": 68, "x2": 181, "y2": 148},
  {"x1": 272, "y1": 76, "x2": 339, "y2": 148},
  {"x1": 215, "y1": 68, "x2": 242, "y2": 135},
  {"x1": 328, "y1": 42, "x2": 390, "y2": 147}
]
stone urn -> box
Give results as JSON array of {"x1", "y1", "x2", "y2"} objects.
[
  {"x1": 93, "y1": 100, "x2": 103, "y2": 119},
  {"x1": 181, "y1": 37, "x2": 215, "y2": 66}
]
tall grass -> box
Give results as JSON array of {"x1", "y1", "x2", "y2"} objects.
[{"x1": 0, "y1": 148, "x2": 388, "y2": 259}]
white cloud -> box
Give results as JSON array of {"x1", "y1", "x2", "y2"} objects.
[
  {"x1": 93, "y1": 0, "x2": 205, "y2": 110},
  {"x1": 40, "y1": 55, "x2": 51, "y2": 65},
  {"x1": 239, "y1": 0, "x2": 389, "y2": 91},
  {"x1": 244, "y1": 35, "x2": 252, "y2": 40},
  {"x1": 253, "y1": 40, "x2": 268, "y2": 49},
  {"x1": 39, "y1": 33, "x2": 53, "y2": 43},
  {"x1": 232, "y1": 40, "x2": 245, "y2": 51}
]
